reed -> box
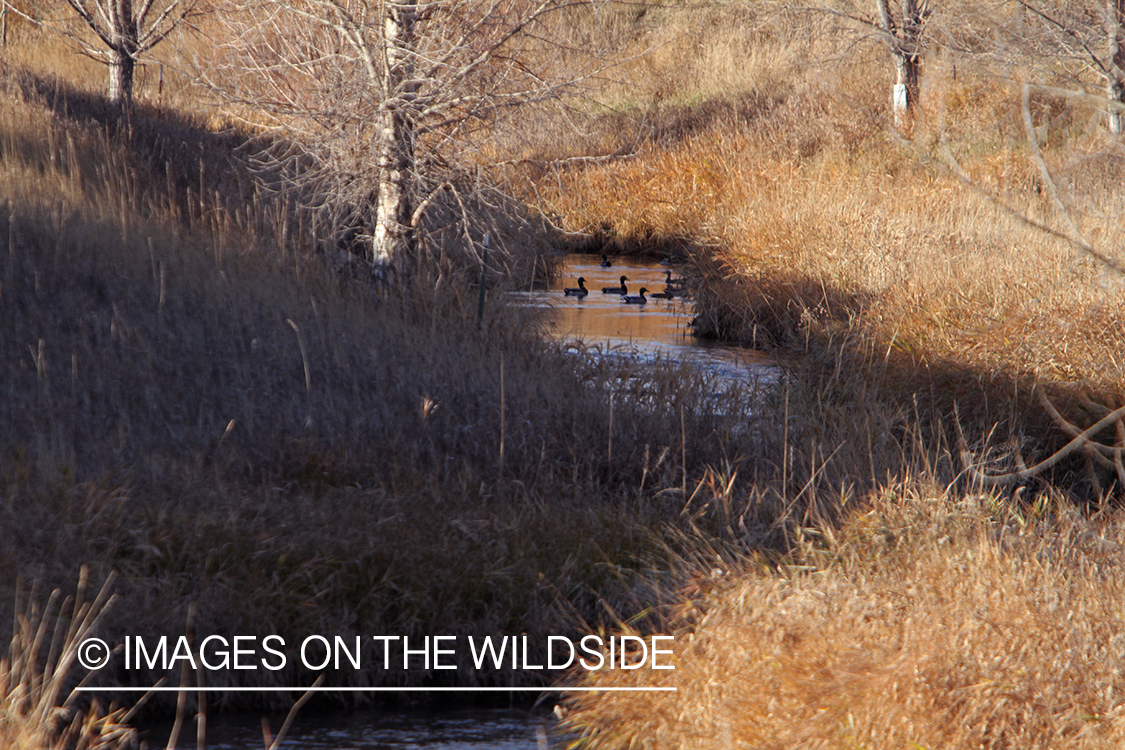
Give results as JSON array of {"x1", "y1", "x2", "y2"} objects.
[{"x1": 1, "y1": 569, "x2": 138, "y2": 750}]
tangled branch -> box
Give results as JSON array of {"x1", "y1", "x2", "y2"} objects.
[{"x1": 955, "y1": 391, "x2": 1125, "y2": 488}]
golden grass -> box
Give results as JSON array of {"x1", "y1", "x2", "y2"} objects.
[
  {"x1": 7, "y1": 1, "x2": 1125, "y2": 744},
  {"x1": 529, "y1": 7, "x2": 1125, "y2": 485},
  {"x1": 546, "y1": 56, "x2": 1125, "y2": 382},
  {"x1": 564, "y1": 487, "x2": 1125, "y2": 749},
  {"x1": 1, "y1": 570, "x2": 137, "y2": 750}
]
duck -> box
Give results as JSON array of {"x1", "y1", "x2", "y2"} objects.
[
  {"x1": 663, "y1": 270, "x2": 685, "y2": 288},
  {"x1": 649, "y1": 286, "x2": 677, "y2": 300},
  {"x1": 563, "y1": 278, "x2": 588, "y2": 297},
  {"x1": 623, "y1": 288, "x2": 648, "y2": 304},
  {"x1": 601, "y1": 276, "x2": 628, "y2": 294},
  {"x1": 600, "y1": 254, "x2": 613, "y2": 267}
]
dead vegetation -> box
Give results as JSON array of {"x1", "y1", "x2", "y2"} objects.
[
  {"x1": 563, "y1": 487, "x2": 1125, "y2": 749},
  {"x1": 5, "y1": 0, "x2": 1125, "y2": 745}
]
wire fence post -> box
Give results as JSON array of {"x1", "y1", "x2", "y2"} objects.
[{"x1": 476, "y1": 233, "x2": 490, "y2": 330}]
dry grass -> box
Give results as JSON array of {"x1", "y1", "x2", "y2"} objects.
[
  {"x1": 7, "y1": 0, "x2": 1125, "y2": 743},
  {"x1": 0, "y1": 26, "x2": 772, "y2": 703},
  {"x1": 529, "y1": 3, "x2": 1125, "y2": 489},
  {"x1": 2, "y1": 570, "x2": 137, "y2": 750},
  {"x1": 564, "y1": 487, "x2": 1125, "y2": 749},
  {"x1": 546, "y1": 56, "x2": 1123, "y2": 383},
  {"x1": 523, "y1": 15, "x2": 1125, "y2": 743}
]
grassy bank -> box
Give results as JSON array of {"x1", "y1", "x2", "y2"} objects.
[
  {"x1": 0, "y1": 25, "x2": 774, "y2": 707},
  {"x1": 563, "y1": 487, "x2": 1125, "y2": 749},
  {"x1": 5, "y1": 0, "x2": 1125, "y2": 745},
  {"x1": 521, "y1": 4, "x2": 1125, "y2": 746},
  {"x1": 532, "y1": 3, "x2": 1125, "y2": 494}
]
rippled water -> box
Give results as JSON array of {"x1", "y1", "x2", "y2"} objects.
[
  {"x1": 146, "y1": 708, "x2": 555, "y2": 750},
  {"x1": 513, "y1": 254, "x2": 778, "y2": 382}
]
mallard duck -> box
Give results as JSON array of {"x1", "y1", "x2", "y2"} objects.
[
  {"x1": 600, "y1": 254, "x2": 613, "y2": 267},
  {"x1": 601, "y1": 276, "x2": 628, "y2": 294},
  {"x1": 649, "y1": 286, "x2": 677, "y2": 300},
  {"x1": 623, "y1": 288, "x2": 648, "y2": 304},
  {"x1": 663, "y1": 270, "x2": 685, "y2": 288},
  {"x1": 563, "y1": 278, "x2": 588, "y2": 297}
]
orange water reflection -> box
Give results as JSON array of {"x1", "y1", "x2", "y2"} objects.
[{"x1": 515, "y1": 255, "x2": 777, "y2": 379}]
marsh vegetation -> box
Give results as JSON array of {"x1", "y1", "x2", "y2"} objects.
[{"x1": 4, "y1": 1, "x2": 1125, "y2": 748}]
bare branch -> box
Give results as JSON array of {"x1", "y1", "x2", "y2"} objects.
[{"x1": 956, "y1": 399, "x2": 1125, "y2": 486}]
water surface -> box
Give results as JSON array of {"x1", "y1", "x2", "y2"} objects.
[
  {"x1": 515, "y1": 254, "x2": 778, "y2": 382},
  {"x1": 147, "y1": 708, "x2": 555, "y2": 750}
]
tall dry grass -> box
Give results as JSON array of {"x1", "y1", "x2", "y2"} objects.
[
  {"x1": 1, "y1": 569, "x2": 137, "y2": 750},
  {"x1": 529, "y1": 2, "x2": 1125, "y2": 493},
  {"x1": 0, "y1": 28, "x2": 775, "y2": 702},
  {"x1": 7, "y1": 1, "x2": 1125, "y2": 743},
  {"x1": 563, "y1": 486, "x2": 1125, "y2": 749}
]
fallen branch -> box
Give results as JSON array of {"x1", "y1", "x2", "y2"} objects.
[{"x1": 955, "y1": 398, "x2": 1125, "y2": 487}]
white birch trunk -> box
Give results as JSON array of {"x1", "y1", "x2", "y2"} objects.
[
  {"x1": 877, "y1": 0, "x2": 923, "y2": 128},
  {"x1": 108, "y1": 46, "x2": 135, "y2": 105},
  {"x1": 372, "y1": 0, "x2": 417, "y2": 273},
  {"x1": 107, "y1": 0, "x2": 137, "y2": 105}
]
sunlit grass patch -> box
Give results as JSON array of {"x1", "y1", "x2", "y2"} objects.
[{"x1": 563, "y1": 488, "x2": 1125, "y2": 749}]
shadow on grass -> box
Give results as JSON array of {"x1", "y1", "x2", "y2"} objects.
[
  {"x1": 4, "y1": 66, "x2": 300, "y2": 243},
  {"x1": 681, "y1": 240, "x2": 1122, "y2": 504}
]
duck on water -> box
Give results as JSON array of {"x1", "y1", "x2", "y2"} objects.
[
  {"x1": 564, "y1": 278, "x2": 588, "y2": 297},
  {"x1": 602, "y1": 276, "x2": 628, "y2": 294},
  {"x1": 663, "y1": 270, "x2": 685, "y2": 289},
  {"x1": 623, "y1": 288, "x2": 648, "y2": 304}
]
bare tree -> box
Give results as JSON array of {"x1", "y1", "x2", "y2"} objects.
[
  {"x1": 988, "y1": 1, "x2": 1125, "y2": 132},
  {"x1": 800, "y1": 0, "x2": 932, "y2": 127},
  {"x1": 4, "y1": 0, "x2": 198, "y2": 105},
  {"x1": 875, "y1": 0, "x2": 928, "y2": 126},
  {"x1": 205, "y1": 0, "x2": 614, "y2": 277}
]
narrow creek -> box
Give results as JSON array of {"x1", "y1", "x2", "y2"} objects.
[
  {"x1": 514, "y1": 253, "x2": 778, "y2": 384},
  {"x1": 146, "y1": 707, "x2": 556, "y2": 750}
]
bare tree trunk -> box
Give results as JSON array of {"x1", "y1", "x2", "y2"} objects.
[
  {"x1": 900, "y1": 0, "x2": 923, "y2": 108},
  {"x1": 107, "y1": 0, "x2": 137, "y2": 105},
  {"x1": 52, "y1": 0, "x2": 192, "y2": 107},
  {"x1": 1109, "y1": 0, "x2": 1125, "y2": 133},
  {"x1": 108, "y1": 46, "x2": 135, "y2": 104},
  {"x1": 373, "y1": 0, "x2": 417, "y2": 274},
  {"x1": 877, "y1": 0, "x2": 925, "y2": 128}
]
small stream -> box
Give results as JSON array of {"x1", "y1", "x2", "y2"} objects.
[
  {"x1": 138, "y1": 257, "x2": 774, "y2": 750},
  {"x1": 514, "y1": 254, "x2": 778, "y2": 383},
  {"x1": 146, "y1": 708, "x2": 556, "y2": 750}
]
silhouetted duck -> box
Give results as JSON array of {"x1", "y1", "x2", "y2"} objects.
[
  {"x1": 663, "y1": 270, "x2": 685, "y2": 288},
  {"x1": 600, "y1": 254, "x2": 612, "y2": 267},
  {"x1": 623, "y1": 288, "x2": 648, "y2": 304},
  {"x1": 649, "y1": 287, "x2": 676, "y2": 300},
  {"x1": 564, "y1": 278, "x2": 588, "y2": 297},
  {"x1": 601, "y1": 276, "x2": 628, "y2": 294}
]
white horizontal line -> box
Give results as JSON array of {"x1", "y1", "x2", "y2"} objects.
[{"x1": 75, "y1": 686, "x2": 677, "y2": 693}]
